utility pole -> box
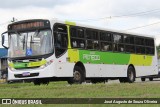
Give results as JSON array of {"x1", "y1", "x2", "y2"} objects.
[{"x1": 11, "y1": 17, "x2": 17, "y2": 23}]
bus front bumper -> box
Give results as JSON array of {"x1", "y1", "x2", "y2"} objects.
[{"x1": 7, "y1": 65, "x2": 55, "y2": 81}]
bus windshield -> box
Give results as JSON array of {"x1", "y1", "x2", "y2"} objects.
[{"x1": 9, "y1": 30, "x2": 53, "y2": 58}]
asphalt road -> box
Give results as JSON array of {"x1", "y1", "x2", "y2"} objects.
[{"x1": 107, "y1": 78, "x2": 160, "y2": 84}]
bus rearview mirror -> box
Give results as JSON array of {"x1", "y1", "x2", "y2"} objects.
[{"x1": 1, "y1": 32, "x2": 9, "y2": 49}]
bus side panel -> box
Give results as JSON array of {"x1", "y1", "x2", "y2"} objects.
[
  {"x1": 152, "y1": 48, "x2": 159, "y2": 75},
  {"x1": 134, "y1": 66, "x2": 154, "y2": 77},
  {"x1": 129, "y1": 51, "x2": 158, "y2": 77},
  {"x1": 85, "y1": 64, "x2": 128, "y2": 77},
  {"x1": 135, "y1": 55, "x2": 158, "y2": 77},
  {"x1": 55, "y1": 62, "x2": 75, "y2": 77}
]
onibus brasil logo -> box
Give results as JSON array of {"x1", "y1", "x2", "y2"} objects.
[{"x1": 1, "y1": 99, "x2": 42, "y2": 104}]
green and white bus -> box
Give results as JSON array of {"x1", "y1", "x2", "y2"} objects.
[{"x1": 1, "y1": 19, "x2": 158, "y2": 85}]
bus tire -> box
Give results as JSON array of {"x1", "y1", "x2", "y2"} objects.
[
  {"x1": 33, "y1": 79, "x2": 41, "y2": 85},
  {"x1": 41, "y1": 78, "x2": 50, "y2": 85},
  {"x1": 127, "y1": 66, "x2": 135, "y2": 83},
  {"x1": 141, "y1": 78, "x2": 146, "y2": 81},
  {"x1": 149, "y1": 77, "x2": 153, "y2": 81},
  {"x1": 68, "y1": 66, "x2": 85, "y2": 84}
]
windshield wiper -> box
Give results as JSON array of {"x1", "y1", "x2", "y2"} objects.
[
  {"x1": 30, "y1": 30, "x2": 39, "y2": 44},
  {"x1": 14, "y1": 32, "x2": 26, "y2": 50}
]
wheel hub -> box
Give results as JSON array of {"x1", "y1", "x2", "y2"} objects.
[{"x1": 74, "y1": 71, "x2": 81, "y2": 81}]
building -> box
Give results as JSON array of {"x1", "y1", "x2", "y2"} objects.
[{"x1": 0, "y1": 48, "x2": 7, "y2": 79}]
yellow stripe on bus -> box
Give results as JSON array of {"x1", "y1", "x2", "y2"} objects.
[
  {"x1": 68, "y1": 49, "x2": 79, "y2": 62},
  {"x1": 67, "y1": 25, "x2": 71, "y2": 48},
  {"x1": 129, "y1": 54, "x2": 152, "y2": 66},
  {"x1": 65, "y1": 21, "x2": 76, "y2": 26}
]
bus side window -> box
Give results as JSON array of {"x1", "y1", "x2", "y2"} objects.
[
  {"x1": 125, "y1": 45, "x2": 135, "y2": 53},
  {"x1": 54, "y1": 24, "x2": 68, "y2": 58},
  {"x1": 118, "y1": 44, "x2": 124, "y2": 52},
  {"x1": 86, "y1": 40, "x2": 93, "y2": 49},
  {"x1": 80, "y1": 41, "x2": 85, "y2": 48},
  {"x1": 101, "y1": 42, "x2": 111, "y2": 51},
  {"x1": 71, "y1": 39, "x2": 85, "y2": 48},
  {"x1": 113, "y1": 34, "x2": 122, "y2": 43},
  {"x1": 72, "y1": 40, "x2": 77, "y2": 47},
  {"x1": 70, "y1": 27, "x2": 85, "y2": 49},
  {"x1": 56, "y1": 33, "x2": 61, "y2": 48},
  {"x1": 93, "y1": 40, "x2": 99, "y2": 50},
  {"x1": 86, "y1": 29, "x2": 99, "y2": 50},
  {"x1": 113, "y1": 44, "x2": 118, "y2": 51}
]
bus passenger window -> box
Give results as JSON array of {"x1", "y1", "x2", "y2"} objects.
[
  {"x1": 125, "y1": 45, "x2": 135, "y2": 53},
  {"x1": 86, "y1": 40, "x2": 93, "y2": 49},
  {"x1": 118, "y1": 44, "x2": 124, "y2": 52},
  {"x1": 72, "y1": 40, "x2": 77, "y2": 47},
  {"x1": 56, "y1": 33, "x2": 61, "y2": 48},
  {"x1": 54, "y1": 24, "x2": 68, "y2": 58},
  {"x1": 136, "y1": 46, "x2": 145, "y2": 54},
  {"x1": 113, "y1": 44, "x2": 118, "y2": 51},
  {"x1": 71, "y1": 38, "x2": 85, "y2": 49},
  {"x1": 135, "y1": 38, "x2": 145, "y2": 46},
  {"x1": 93, "y1": 40, "x2": 99, "y2": 50},
  {"x1": 104, "y1": 45, "x2": 109, "y2": 51},
  {"x1": 101, "y1": 42, "x2": 111, "y2": 51},
  {"x1": 100, "y1": 32, "x2": 112, "y2": 42},
  {"x1": 70, "y1": 26, "x2": 85, "y2": 49},
  {"x1": 86, "y1": 40, "x2": 99, "y2": 50},
  {"x1": 80, "y1": 41, "x2": 85, "y2": 48},
  {"x1": 113, "y1": 34, "x2": 122, "y2": 43},
  {"x1": 77, "y1": 28, "x2": 84, "y2": 38},
  {"x1": 146, "y1": 47, "x2": 154, "y2": 55}
]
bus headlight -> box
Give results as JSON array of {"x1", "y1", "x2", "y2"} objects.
[
  {"x1": 8, "y1": 62, "x2": 16, "y2": 71},
  {"x1": 9, "y1": 67, "x2": 16, "y2": 71}
]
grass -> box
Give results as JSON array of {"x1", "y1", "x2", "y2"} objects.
[
  {"x1": 0, "y1": 81, "x2": 160, "y2": 98},
  {"x1": 0, "y1": 81, "x2": 160, "y2": 107}
]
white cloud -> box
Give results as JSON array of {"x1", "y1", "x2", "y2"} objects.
[
  {"x1": 1, "y1": 0, "x2": 160, "y2": 45},
  {"x1": 0, "y1": 0, "x2": 74, "y2": 8}
]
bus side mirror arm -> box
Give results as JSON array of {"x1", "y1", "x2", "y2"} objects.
[{"x1": 1, "y1": 31, "x2": 9, "y2": 49}]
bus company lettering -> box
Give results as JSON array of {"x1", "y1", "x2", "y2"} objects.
[{"x1": 83, "y1": 54, "x2": 100, "y2": 61}]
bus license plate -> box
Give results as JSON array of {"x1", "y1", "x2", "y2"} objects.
[{"x1": 22, "y1": 72, "x2": 30, "y2": 76}]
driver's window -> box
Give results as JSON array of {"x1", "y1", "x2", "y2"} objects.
[{"x1": 53, "y1": 24, "x2": 68, "y2": 58}]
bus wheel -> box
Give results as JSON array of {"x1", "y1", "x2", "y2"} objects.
[
  {"x1": 127, "y1": 66, "x2": 135, "y2": 83},
  {"x1": 33, "y1": 79, "x2": 41, "y2": 85},
  {"x1": 41, "y1": 79, "x2": 50, "y2": 85},
  {"x1": 68, "y1": 66, "x2": 85, "y2": 84},
  {"x1": 141, "y1": 78, "x2": 146, "y2": 81},
  {"x1": 149, "y1": 77, "x2": 153, "y2": 81}
]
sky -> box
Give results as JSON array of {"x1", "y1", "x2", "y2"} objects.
[{"x1": 1, "y1": 0, "x2": 160, "y2": 45}]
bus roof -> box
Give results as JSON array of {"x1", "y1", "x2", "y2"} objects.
[
  {"x1": 50, "y1": 19, "x2": 155, "y2": 39},
  {"x1": 9, "y1": 18, "x2": 155, "y2": 39}
]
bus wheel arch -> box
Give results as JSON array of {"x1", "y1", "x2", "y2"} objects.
[
  {"x1": 68, "y1": 61, "x2": 86, "y2": 84},
  {"x1": 127, "y1": 64, "x2": 136, "y2": 83},
  {"x1": 74, "y1": 61, "x2": 86, "y2": 77}
]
